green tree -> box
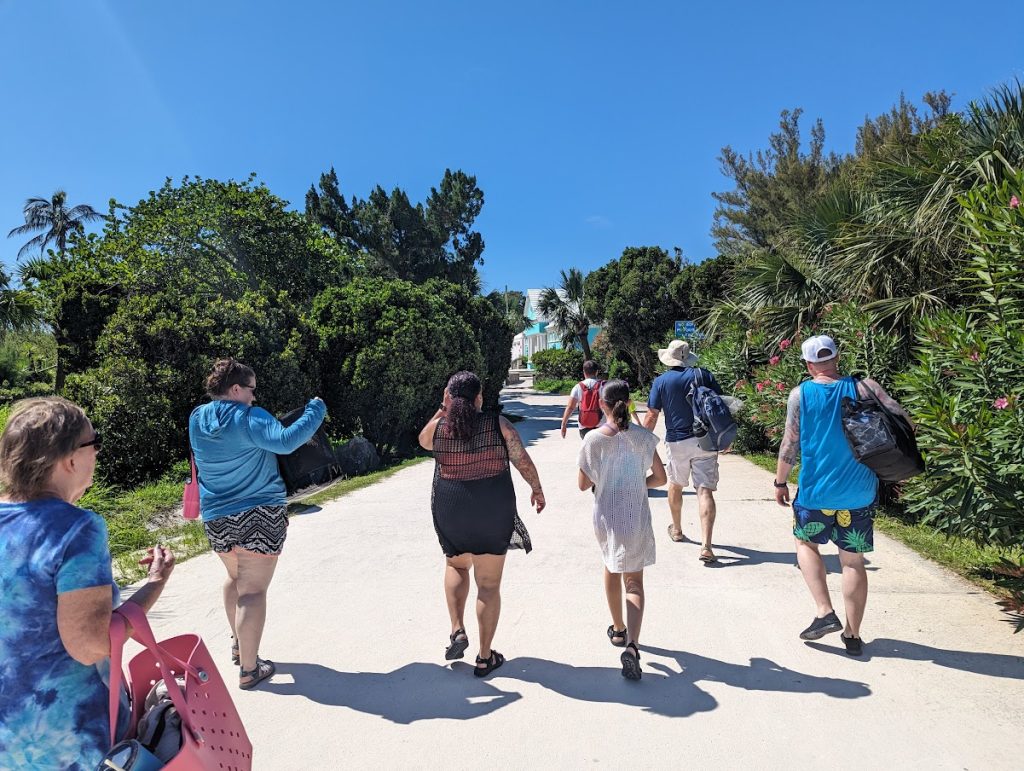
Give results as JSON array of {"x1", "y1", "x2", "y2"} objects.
[
  {"x1": 310, "y1": 278, "x2": 483, "y2": 457},
  {"x1": 584, "y1": 247, "x2": 683, "y2": 385},
  {"x1": 306, "y1": 168, "x2": 485, "y2": 288},
  {"x1": 7, "y1": 190, "x2": 103, "y2": 258},
  {"x1": 538, "y1": 268, "x2": 593, "y2": 358}
]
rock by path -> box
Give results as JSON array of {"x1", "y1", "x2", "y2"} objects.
[{"x1": 131, "y1": 388, "x2": 1024, "y2": 769}]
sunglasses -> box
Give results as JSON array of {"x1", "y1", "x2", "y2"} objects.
[
  {"x1": 79, "y1": 433, "x2": 102, "y2": 450},
  {"x1": 240, "y1": 383, "x2": 256, "y2": 392}
]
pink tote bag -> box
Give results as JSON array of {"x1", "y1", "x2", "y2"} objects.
[
  {"x1": 108, "y1": 602, "x2": 252, "y2": 770},
  {"x1": 182, "y1": 454, "x2": 200, "y2": 520}
]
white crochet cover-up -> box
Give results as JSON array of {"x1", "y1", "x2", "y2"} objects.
[{"x1": 578, "y1": 425, "x2": 660, "y2": 573}]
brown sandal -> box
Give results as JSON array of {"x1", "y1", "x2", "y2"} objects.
[
  {"x1": 239, "y1": 658, "x2": 276, "y2": 690},
  {"x1": 699, "y1": 547, "x2": 718, "y2": 563}
]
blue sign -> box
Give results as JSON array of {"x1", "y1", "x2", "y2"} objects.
[{"x1": 675, "y1": 320, "x2": 697, "y2": 338}]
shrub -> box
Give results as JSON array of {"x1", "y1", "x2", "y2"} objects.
[
  {"x1": 896, "y1": 174, "x2": 1024, "y2": 548},
  {"x1": 530, "y1": 348, "x2": 585, "y2": 380},
  {"x1": 311, "y1": 278, "x2": 483, "y2": 458}
]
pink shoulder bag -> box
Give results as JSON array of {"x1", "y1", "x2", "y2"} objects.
[
  {"x1": 107, "y1": 601, "x2": 252, "y2": 770},
  {"x1": 182, "y1": 453, "x2": 200, "y2": 520}
]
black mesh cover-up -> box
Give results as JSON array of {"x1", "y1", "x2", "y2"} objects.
[{"x1": 431, "y1": 412, "x2": 532, "y2": 556}]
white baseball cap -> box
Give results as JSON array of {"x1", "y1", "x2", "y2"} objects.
[{"x1": 801, "y1": 335, "x2": 838, "y2": 363}]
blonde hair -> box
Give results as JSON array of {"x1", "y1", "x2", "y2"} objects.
[{"x1": 0, "y1": 397, "x2": 90, "y2": 500}]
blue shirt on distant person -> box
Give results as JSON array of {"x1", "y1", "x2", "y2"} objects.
[
  {"x1": 0, "y1": 499, "x2": 123, "y2": 769},
  {"x1": 189, "y1": 398, "x2": 327, "y2": 521},
  {"x1": 647, "y1": 367, "x2": 723, "y2": 442}
]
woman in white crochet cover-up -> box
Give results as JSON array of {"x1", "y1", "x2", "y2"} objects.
[{"x1": 577, "y1": 379, "x2": 667, "y2": 681}]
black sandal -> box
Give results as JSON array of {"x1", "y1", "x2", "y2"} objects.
[
  {"x1": 620, "y1": 642, "x2": 642, "y2": 681},
  {"x1": 445, "y1": 628, "x2": 469, "y2": 661},
  {"x1": 607, "y1": 625, "x2": 627, "y2": 647},
  {"x1": 473, "y1": 650, "x2": 505, "y2": 678},
  {"x1": 239, "y1": 658, "x2": 276, "y2": 690}
]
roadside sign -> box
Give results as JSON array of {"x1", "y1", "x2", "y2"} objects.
[{"x1": 675, "y1": 320, "x2": 697, "y2": 338}]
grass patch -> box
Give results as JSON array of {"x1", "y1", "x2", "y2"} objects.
[
  {"x1": 295, "y1": 456, "x2": 430, "y2": 508},
  {"x1": 90, "y1": 456, "x2": 431, "y2": 583},
  {"x1": 738, "y1": 451, "x2": 1020, "y2": 600}
]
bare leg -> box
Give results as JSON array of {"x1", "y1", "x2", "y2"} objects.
[
  {"x1": 697, "y1": 487, "x2": 717, "y2": 555},
  {"x1": 668, "y1": 482, "x2": 684, "y2": 538},
  {"x1": 444, "y1": 554, "x2": 472, "y2": 636},
  {"x1": 604, "y1": 568, "x2": 625, "y2": 631},
  {"x1": 838, "y1": 549, "x2": 868, "y2": 637},
  {"x1": 795, "y1": 539, "x2": 833, "y2": 617},
  {"x1": 623, "y1": 571, "x2": 645, "y2": 649},
  {"x1": 216, "y1": 551, "x2": 240, "y2": 638},
  {"x1": 233, "y1": 549, "x2": 279, "y2": 679},
  {"x1": 471, "y1": 553, "x2": 507, "y2": 665}
]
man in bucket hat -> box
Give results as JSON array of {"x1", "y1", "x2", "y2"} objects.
[
  {"x1": 774, "y1": 334, "x2": 913, "y2": 655},
  {"x1": 643, "y1": 340, "x2": 725, "y2": 563}
]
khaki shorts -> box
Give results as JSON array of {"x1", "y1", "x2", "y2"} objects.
[{"x1": 665, "y1": 437, "x2": 719, "y2": 490}]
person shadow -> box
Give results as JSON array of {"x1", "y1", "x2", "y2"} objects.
[
  {"x1": 261, "y1": 662, "x2": 522, "y2": 724},
  {"x1": 500, "y1": 647, "x2": 870, "y2": 718},
  {"x1": 704, "y1": 545, "x2": 877, "y2": 573},
  {"x1": 804, "y1": 638, "x2": 1024, "y2": 678}
]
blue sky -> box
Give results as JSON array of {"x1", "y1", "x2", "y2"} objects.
[{"x1": 1, "y1": 0, "x2": 1021, "y2": 295}]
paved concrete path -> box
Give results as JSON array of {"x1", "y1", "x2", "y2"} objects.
[{"x1": 133, "y1": 387, "x2": 1024, "y2": 769}]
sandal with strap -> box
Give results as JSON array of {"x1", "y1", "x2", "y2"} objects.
[
  {"x1": 473, "y1": 650, "x2": 505, "y2": 678},
  {"x1": 620, "y1": 642, "x2": 642, "y2": 681},
  {"x1": 445, "y1": 628, "x2": 469, "y2": 661},
  {"x1": 239, "y1": 658, "x2": 276, "y2": 690},
  {"x1": 231, "y1": 636, "x2": 240, "y2": 665},
  {"x1": 607, "y1": 625, "x2": 627, "y2": 647}
]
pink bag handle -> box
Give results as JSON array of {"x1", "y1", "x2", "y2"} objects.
[
  {"x1": 189, "y1": 454, "x2": 198, "y2": 485},
  {"x1": 107, "y1": 602, "x2": 204, "y2": 745}
]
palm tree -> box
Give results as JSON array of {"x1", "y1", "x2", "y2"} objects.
[
  {"x1": 0, "y1": 268, "x2": 38, "y2": 333},
  {"x1": 7, "y1": 190, "x2": 102, "y2": 258},
  {"x1": 538, "y1": 268, "x2": 593, "y2": 359}
]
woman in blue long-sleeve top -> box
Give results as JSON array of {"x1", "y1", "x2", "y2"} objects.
[{"x1": 189, "y1": 357, "x2": 326, "y2": 690}]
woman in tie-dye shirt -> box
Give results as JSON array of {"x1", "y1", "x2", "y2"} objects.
[{"x1": 0, "y1": 398, "x2": 175, "y2": 769}]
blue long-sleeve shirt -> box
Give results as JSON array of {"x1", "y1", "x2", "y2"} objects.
[{"x1": 189, "y1": 398, "x2": 327, "y2": 521}]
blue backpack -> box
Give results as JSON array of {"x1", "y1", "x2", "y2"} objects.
[{"x1": 687, "y1": 368, "x2": 737, "y2": 452}]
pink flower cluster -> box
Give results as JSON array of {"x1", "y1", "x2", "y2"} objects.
[
  {"x1": 779, "y1": 339, "x2": 792, "y2": 351},
  {"x1": 754, "y1": 379, "x2": 788, "y2": 393},
  {"x1": 993, "y1": 396, "x2": 1010, "y2": 410},
  {"x1": 769, "y1": 355, "x2": 781, "y2": 365},
  {"x1": 1011, "y1": 195, "x2": 1020, "y2": 209}
]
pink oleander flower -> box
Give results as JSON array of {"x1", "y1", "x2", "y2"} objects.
[
  {"x1": 756, "y1": 382, "x2": 765, "y2": 392},
  {"x1": 993, "y1": 396, "x2": 1010, "y2": 410},
  {"x1": 1011, "y1": 195, "x2": 1020, "y2": 209},
  {"x1": 776, "y1": 382, "x2": 786, "y2": 391},
  {"x1": 969, "y1": 352, "x2": 980, "y2": 362},
  {"x1": 769, "y1": 355, "x2": 780, "y2": 365},
  {"x1": 779, "y1": 339, "x2": 791, "y2": 351}
]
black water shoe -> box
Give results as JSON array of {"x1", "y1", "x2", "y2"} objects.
[{"x1": 799, "y1": 611, "x2": 843, "y2": 640}]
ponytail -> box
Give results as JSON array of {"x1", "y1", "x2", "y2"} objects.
[
  {"x1": 601, "y1": 379, "x2": 631, "y2": 432},
  {"x1": 443, "y1": 371, "x2": 482, "y2": 441}
]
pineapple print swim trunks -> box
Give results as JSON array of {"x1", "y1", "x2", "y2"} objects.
[{"x1": 791, "y1": 498, "x2": 876, "y2": 553}]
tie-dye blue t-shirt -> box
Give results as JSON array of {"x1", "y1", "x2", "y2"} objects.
[{"x1": 0, "y1": 498, "x2": 120, "y2": 770}]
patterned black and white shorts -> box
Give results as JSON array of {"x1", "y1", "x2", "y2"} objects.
[{"x1": 203, "y1": 505, "x2": 288, "y2": 555}]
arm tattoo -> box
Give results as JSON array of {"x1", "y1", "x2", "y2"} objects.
[
  {"x1": 777, "y1": 388, "x2": 801, "y2": 466},
  {"x1": 501, "y1": 418, "x2": 542, "y2": 491}
]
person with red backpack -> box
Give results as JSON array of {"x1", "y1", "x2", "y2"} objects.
[{"x1": 560, "y1": 360, "x2": 605, "y2": 439}]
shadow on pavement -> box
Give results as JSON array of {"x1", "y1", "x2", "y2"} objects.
[
  {"x1": 262, "y1": 662, "x2": 522, "y2": 723},
  {"x1": 498, "y1": 400, "x2": 565, "y2": 449},
  {"x1": 705, "y1": 545, "x2": 877, "y2": 573},
  {"x1": 804, "y1": 638, "x2": 1024, "y2": 679},
  {"x1": 502, "y1": 648, "x2": 869, "y2": 718}
]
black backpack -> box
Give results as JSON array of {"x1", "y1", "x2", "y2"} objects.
[
  {"x1": 687, "y1": 368, "x2": 737, "y2": 452},
  {"x1": 840, "y1": 377, "x2": 924, "y2": 482},
  {"x1": 276, "y1": 406, "x2": 342, "y2": 495}
]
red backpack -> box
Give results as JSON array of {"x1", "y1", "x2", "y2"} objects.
[{"x1": 578, "y1": 380, "x2": 605, "y2": 428}]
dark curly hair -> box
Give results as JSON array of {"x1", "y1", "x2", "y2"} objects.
[
  {"x1": 445, "y1": 371, "x2": 481, "y2": 441},
  {"x1": 205, "y1": 358, "x2": 255, "y2": 398},
  {"x1": 601, "y1": 379, "x2": 632, "y2": 431}
]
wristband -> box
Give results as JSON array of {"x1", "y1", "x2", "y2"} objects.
[{"x1": 773, "y1": 480, "x2": 789, "y2": 488}]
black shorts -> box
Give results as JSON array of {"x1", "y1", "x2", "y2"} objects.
[{"x1": 203, "y1": 505, "x2": 288, "y2": 555}]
